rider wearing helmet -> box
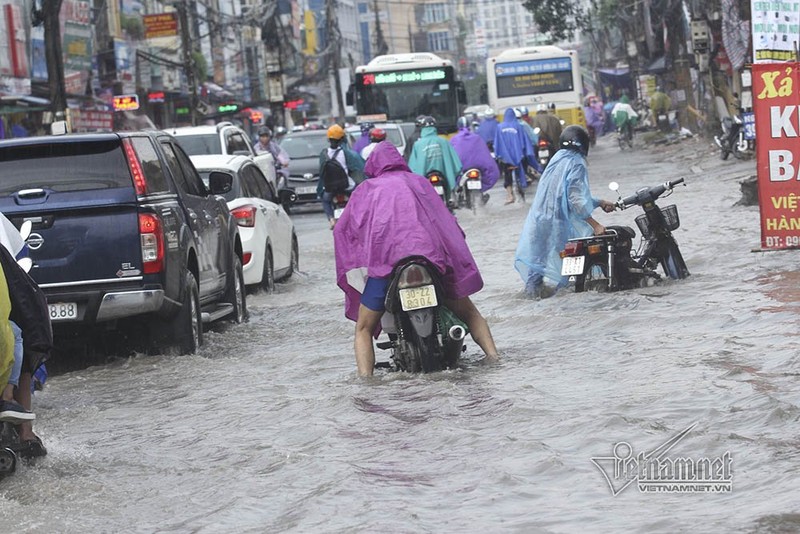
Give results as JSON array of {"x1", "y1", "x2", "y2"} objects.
[
  {"x1": 530, "y1": 103, "x2": 564, "y2": 147},
  {"x1": 408, "y1": 116, "x2": 463, "y2": 202},
  {"x1": 360, "y1": 127, "x2": 387, "y2": 160},
  {"x1": 493, "y1": 108, "x2": 535, "y2": 204},
  {"x1": 514, "y1": 125, "x2": 616, "y2": 298},
  {"x1": 317, "y1": 124, "x2": 366, "y2": 229},
  {"x1": 476, "y1": 107, "x2": 498, "y2": 150},
  {"x1": 352, "y1": 121, "x2": 374, "y2": 154},
  {"x1": 254, "y1": 125, "x2": 291, "y2": 189},
  {"x1": 274, "y1": 125, "x2": 288, "y2": 141},
  {"x1": 450, "y1": 116, "x2": 499, "y2": 204},
  {"x1": 403, "y1": 115, "x2": 429, "y2": 161}
]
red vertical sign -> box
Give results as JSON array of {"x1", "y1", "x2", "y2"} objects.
[{"x1": 752, "y1": 63, "x2": 800, "y2": 249}]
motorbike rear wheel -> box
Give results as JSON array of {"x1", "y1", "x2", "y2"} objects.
[{"x1": 575, "y1": 261, "x2": 610, "y2": 293}]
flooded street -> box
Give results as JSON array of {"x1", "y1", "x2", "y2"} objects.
[{"x1": 3, "y1": 135, "x2": 799, "y2": 533}]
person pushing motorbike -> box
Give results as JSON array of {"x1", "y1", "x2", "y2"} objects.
[
  {"x1": 514, "y1": 125, "x2": 616, "y2": 298},
  {"x1": 333, "y1": 141, "x2": 498, "y2": 376}
]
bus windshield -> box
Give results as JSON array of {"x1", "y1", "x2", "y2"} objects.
[{"x1": 355, "y1": 67, "x2": 458, "y2": 129}]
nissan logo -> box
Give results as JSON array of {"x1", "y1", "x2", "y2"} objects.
[{"x1": 27, "y1": 233, "x2": 44, "y2": 250}]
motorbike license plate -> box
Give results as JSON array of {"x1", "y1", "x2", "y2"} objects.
[
  {"x1": 295, "y1": 186, "x2": 316, "y2": 195},
  {"x1": 561, "y1": 256, "x2": 585, "y2": 276},
  {"x1": 466, "y1": 180, "x2": 482, "y2": 190},
  {"x1": 49, "y1": 302, "x2": 77, "y2": 321},
  {"x1": 399, "y1": 285, "x2": 438, "y2": 312},
  {"x1": 333, "y1": 207, "x2": 345, "y2": 219},
  {"x1": 434, "y1": 185, "x2": 444, "y2": 196},
  {"x1": 538, "y1": 149, "x2": 550, "y2": 158}
]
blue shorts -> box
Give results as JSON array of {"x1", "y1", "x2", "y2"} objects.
[{"x1": 360, "y1": 277, "x2": 390, "y2": 312}]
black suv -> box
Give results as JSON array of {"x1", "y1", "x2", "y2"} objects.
[{"x1": 0, "y1": 131, "x2": 246, "y2": 354}]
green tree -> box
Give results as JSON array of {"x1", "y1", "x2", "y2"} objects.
[{"x1": 521, "y1": 0, "x2": 586, "y2": 43}]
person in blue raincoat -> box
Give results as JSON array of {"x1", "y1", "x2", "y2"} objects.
[
  {"x1": 514, "y1": 125, "x2": 616, "y2": 297},
  {"x1": 494, "y1": 108, "x2": 534, "y2": 204},
  {"x1": 476, "y1": 107, "x2": 498, "y2": 150},
  {"x1": 450, "y1": 116, "x2": 499, "y2": 204},
  {"x1": 408, "y1": 116, "x2": 462, "y2": 201}
]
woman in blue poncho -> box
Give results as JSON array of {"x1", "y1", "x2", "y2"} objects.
[{"x1": 514, "y1": 125, "x2": 616, "y2": 297}]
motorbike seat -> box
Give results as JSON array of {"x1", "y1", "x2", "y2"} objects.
[{"x1": 606, "y1": 225, "x2": 636, "y2": 240}]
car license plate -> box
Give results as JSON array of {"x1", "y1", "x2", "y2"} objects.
[
  {"x1": 49, "y1": 302, "x2": 77, "y2": 321},
  {"x1": 295, "y1": 186, "x2": 316, "y2": 195},
  {"x1": 399, "y1": 285, "x2": 438, "y2": 312},
  {"x1": 539, "y1": 149, "x2": 550, "y2": 158},
  {"x1": 466, "y1": 180, "x2": 482, "y2": 190},
  {"x1": 561, "y1": 256, "x2": 585, "y2": 276},
  {"x1": 334, "y1": 207, "x2": 345, "y2": 219},
  {"x1": 434, "y1": 185, "x2": 444, "y2": 196}
]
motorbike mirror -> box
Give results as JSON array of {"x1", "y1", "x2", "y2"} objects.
[
  {"x1": 533, "y1": 127, "x2": 541, "y2": 134},
  {"x1": 18, "y1": 220, "x2": 32, "y2": 241},
  {"x1": 17, "y1": 257, "x2": 32, "y2": 273},
  {"x1": 609, "y1": 182, "x2": 620, "y2": 192}
]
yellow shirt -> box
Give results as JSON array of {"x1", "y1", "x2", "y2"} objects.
[{"x1": 0, "y1": 263, "x2": 14, "y2": 387}]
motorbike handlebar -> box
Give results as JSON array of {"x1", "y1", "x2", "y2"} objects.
[{"x1": 616, "y1": 177, "x2": 686, "y2": 209}]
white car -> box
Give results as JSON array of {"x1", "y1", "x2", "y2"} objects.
[
  {"x1": 190, "y1": 155, "x2": 298, "y2": 291},
  {"x1": 168, "y1": 122, "x2": 279, "y2": 192}
]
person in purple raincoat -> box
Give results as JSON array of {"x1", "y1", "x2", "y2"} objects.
[
  {"x1": 494, "y1": 108, "x2": 534, "y2": 204},
  {"x1": 450, "y1": 116, "x2": 499, "y2": 205},
  {"x1": 351, "y1": 122, "x2": 374, "y2": 154},
  {"x1": 333, "y1": 142, "x2": 499, "y2": 376}
]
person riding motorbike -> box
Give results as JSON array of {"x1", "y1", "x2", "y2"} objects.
[
  {"x1": 332, "y1": 141, "x2": 499, "y2": 376},
  {"x1": 450, "y1": 116, "x2": 499, "y2": 205},
  {"x1": 403, "y1": 115, "x2": 428, "y2": 161},
  {"x1": 493, "y1": 108, "x2": 535, "y2": 205},
  {"x1": 650, "y1": 87, "x2": 672, "y2": 131},
  {"x1": 476, "y1": 107, "x2": 498, "y2": 152},
  {"x1": 514, "y1": 125, "x2": 616, "y2": 298},
  {"x1": 408, "y1": 116, "x2": 462, "y2": 203},
  {"x1": 317, "y1": 125, "x2": 365, "y2": 230},
  {"x1": 530, "y1": 103, "x2": 564, "y2": 148},
  {"x1": 611, "y1": 95, "x2": 639, "y2": 143},
  {"x1": 352, "y1": 121, "x2": 374, "y2": 154},
  {"x1": 360, "y1": 127, "x2": 386, "y2": 161},
  {"x1": 254, "y1": 126, "x2": 290, "y2": 188}
]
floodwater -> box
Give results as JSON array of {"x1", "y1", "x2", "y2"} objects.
[{"x1": 2, "y1": 134, "x2": 799, "y2": 533}]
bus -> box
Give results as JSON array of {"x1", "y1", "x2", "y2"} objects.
[
  {"x1": 486, "y1": 46, "x2": 585, "y2": 126},
  {"x1": 348, "y1": 53, "x2": 467, "y2": 135}
]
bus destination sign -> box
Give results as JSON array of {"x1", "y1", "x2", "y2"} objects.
[
  {"x1": 495, "y1": 58, "x2": 573, "y2": 98},
  {"x1": 363, "y1": 68, "x2": 447, "y2": 86}
]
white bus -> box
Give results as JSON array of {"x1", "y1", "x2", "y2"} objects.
[
  {"x1": 348, "y1": 53, "x2": 467, "y2": 135},
  {"x1": 486, "y1": 45, "x2": 585, "y2": 126}
]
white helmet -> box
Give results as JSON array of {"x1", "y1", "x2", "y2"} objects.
[
  {"x1": 536, "y1": 103, "x2": 548, "y2": 113},
  {"x1": 483, "y1": 107, "x2": 495, "y2": 118},
  {"x1": 513, "y1": 108, "x2": 522, "y2": 118}
]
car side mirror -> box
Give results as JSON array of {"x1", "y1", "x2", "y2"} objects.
[{"x1": 208, "y1": 171, "x2": 233, "y2": 195}]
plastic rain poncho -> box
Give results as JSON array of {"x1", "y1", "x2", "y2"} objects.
[
  {"x1": 514, "y1": 149, "x2": 601, "y2": 292},
  {"x1": 493, "y1": 108, "x2": 534, "y2": 187},
  {"x1": 449, "y1": 127, "x2": 499, "y2": 193},
  {"x1": 352, "y1": 133, "x2": 371, "y2": 154},
  {"x1": 408, "y1": 126, "x2": 462, "y2": 193},
  {"x1": 477, "y1": 116, "x2": 498, "y2": 145},
  {"x1": 334, "y1": 142, "x2": 483, "y2": 325}
]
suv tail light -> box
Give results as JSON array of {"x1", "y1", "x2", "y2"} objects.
[
  {"x1": 231, "y1": 206, "x2": 256, "y2": 227},
  {"x1": 123, "y1": 138, "x2": 148, "y2": 196},
  {"x1": 139, "y1": 213, "x2": 164, "y2": 274}
]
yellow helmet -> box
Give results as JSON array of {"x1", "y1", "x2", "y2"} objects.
[{"x1": 327, "y1": 124, "x2": 345, "y2": 140}]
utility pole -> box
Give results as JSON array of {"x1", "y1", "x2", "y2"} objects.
[
  {"x1": 326, "y1": 0, "x2": 345, "y2": 122},
  {"x1": 373, "y1": 0, "x2": 388, "y2": 56},
  {"x1": 177, "y1": 0, "x2": 198, "y2": 125},
  {"x1": 39, "y1": 0, "x2": 67, "y2": 117}
]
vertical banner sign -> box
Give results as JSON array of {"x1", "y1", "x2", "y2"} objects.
[
  {"x1": 751, "y1": 1, "x2": 800, "y2": 62},
  {"x1": 752, "y1": 62, "x2": 800, "y2": 249}
]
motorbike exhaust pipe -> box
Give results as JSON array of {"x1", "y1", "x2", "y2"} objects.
[{"x1": 448, "y1": 325, "x2": 466, "y2": 342}]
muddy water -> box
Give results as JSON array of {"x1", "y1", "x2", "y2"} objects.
[{"x1": 2, "y1": 135, "x2": 798, "y2": 533}]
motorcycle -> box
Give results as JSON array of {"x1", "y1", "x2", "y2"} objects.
[
  {"x1": 426, "y1": 170, "x2": 447, "y2": 204},
  {"x1": 375, "y1": 257, "x2": 468, "y2": 373},
  {"x1": 617, "y1": 122, "x2": 634, "y2": 150},
  {"x1": 560, "y1": 178, "x2": 689, "y2": 292},
  {"x1": 456, "y1": 168, "x2": 483, "y2": 214},
  {"x1": 331, "y1": 191, "x2": 350, "y2": 222},
  {"x1": 532, "y1": 127, "x2": 555, "y2": 169},
  {"x1": 715, "y1": 115, "x2": 754, "y2": 160}
]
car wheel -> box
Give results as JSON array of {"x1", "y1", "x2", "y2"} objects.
[
  {"x1": 227, "y1": 256, "x2": 247, "y2": 324},
  {"x1": 285, "y1": 235, "x2": 299, "y2": 280},
  {"x1": 172, "y1": 271, "x2": 202, "y2": 354},
  {"x1": 261, "y1": 247, "x2": 275, "y2": 293}
]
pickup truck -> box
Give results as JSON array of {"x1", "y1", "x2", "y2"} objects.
[{"x1": 0, "y1": 131, "x2": 246, "y2": 355}]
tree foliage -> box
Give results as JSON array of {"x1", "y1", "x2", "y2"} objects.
[{"x1": 521, "y1": 0, "x2": 586, "y2": 43}]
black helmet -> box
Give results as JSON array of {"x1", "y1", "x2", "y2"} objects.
[
  {"x1": 457, "y1": 116, "x2": 470, "y2": 130},
  {"x1": 258, "y1": 126, "x2": 272, "y2": 137},
  {"x1": 415, "y1": 115, "x2": 427, "y2": 127},
  {"x1": 421, "y1": 115, "x2": 436, "y2": 127},
  {"x1": 559, "y1": 125, "x2": 590, "y2": 157}
]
